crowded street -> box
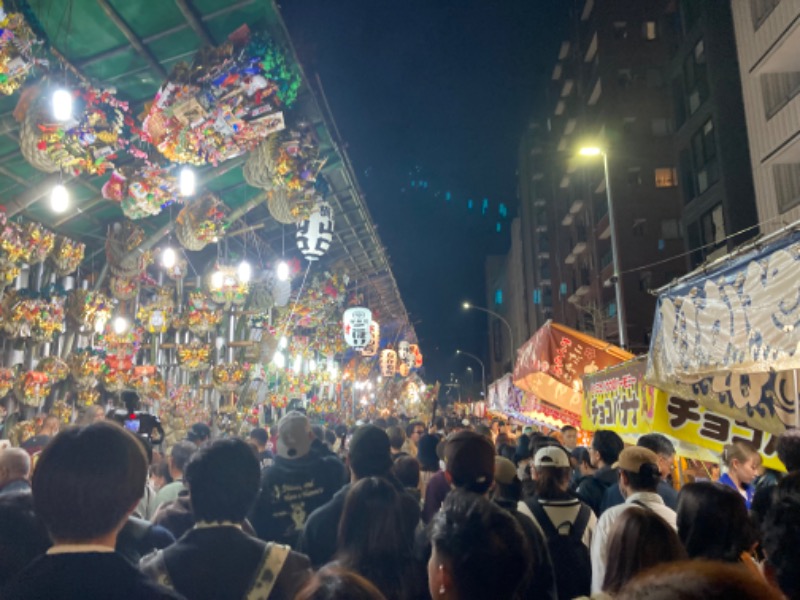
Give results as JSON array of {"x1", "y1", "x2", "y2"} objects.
[{"x1": 0, "y1": 0, "x2": 797, "y2": 598}]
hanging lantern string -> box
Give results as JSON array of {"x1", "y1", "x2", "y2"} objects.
[{"x1": 277, "y1": 260, "x2": 313, "y2": 342}]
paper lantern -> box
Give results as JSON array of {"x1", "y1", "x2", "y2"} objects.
[
  {"x1": 415, "y1": 351, "x2": 423, "y2": 369},
  {"x1": 343, "y1": 307, "x2": 372, "y2": 350},
  {"x1": 409, "y1": 344, "x2": 423, "y2": 368},
  {"x1": 398, "y1": 362, "x2": 410, "y2": 377},
  {"x1": 397, "y1": 341, "x2": 410, "y2": 362},
  {"x1": 380, "y1": 349, "x2": 398, "y2": 377},
  {"x1": 296, "y1": 201, "x2": 334, "y2": 261},
  {"x1": 361, "y1": 320, "x2": 380, "y2": 357},
  {"x1": 272, "y1": 278, "x2": 291, "y2": 307}
]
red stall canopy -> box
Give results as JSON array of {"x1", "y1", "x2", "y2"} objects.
[{"x1": 513, "y1": 321, "x2": 634, "y2": 415}]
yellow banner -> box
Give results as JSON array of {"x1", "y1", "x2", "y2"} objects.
[{"x1": 583, "y1": 358, "x2": 783, "y2": 471}]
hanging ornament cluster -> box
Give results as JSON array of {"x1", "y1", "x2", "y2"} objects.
[
  {"x1": 175, "y1": 291, "x2": 223, "y2": 336},
  {"x1": 343, "y1": 306, "x2": 372, "y2": 350},
  {"x1": 206, "y1": 265, "x2": 248, "y2": 308},
  {"x1": 0, "y1": 289, "x2": 65, "y2": 342},
  {"x1": 380, "y1": 349, "x2": 398, "y2": 378},
  {"x1": 136, "y1": 288, "x2": 174, "y2": 334},
  {"x1": 65, "y1": 289, "x2": 112, "y2": 333},
  {"x1": 361, "y1": 320, "x2": 380, "y2": 357},
  {"x1": 175, "y1": 192, "x2": 228, "y2": 251},
  {"x1": 142, "y1": 26, "x2": 298, "y2": 166},
  {"x1": 177, "y1": 340, "x2": 212, "y2": 372},
  {"x1": 102, "y1": 163, "x2": 179, "y2": 220},
  {"x1": 0, "y1": 3, "x2": 47, "y2": 96},
  {"x1": 18, "y1": 82, "x2": 132, "y2": 176},
  {"x1": 212, "y1": 361, "x2": 248, "y2": 393}
]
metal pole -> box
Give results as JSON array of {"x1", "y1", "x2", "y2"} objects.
[
  {"x1": 466, "y1": 304, "x2": 516, "y2": 372},
  {"x1": 457, "y1": 351, "x2": 486, "y2": 404},
  {"x1": 603, "y1": 152, "x2": 627, "y2": 349}
]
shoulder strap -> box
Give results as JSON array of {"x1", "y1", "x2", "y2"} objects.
[
  {"x1": 527, "y1": 500, "x2": 559, "y2": 539},
  {"x1": 246, "y1": 542, "x2": 291, "y2": 600},
  {"x1": 571, "y1": 504, "x2": 592, "y2": 540},
  {"x1": 631, "y1": 499, "x2": 651, "y2": 511}
]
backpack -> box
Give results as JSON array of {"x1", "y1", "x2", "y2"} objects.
[{"x1": 528, "y1": 501, "x2": 592, "y2": 600}]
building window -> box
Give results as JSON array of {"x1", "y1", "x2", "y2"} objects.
[
  {"x1": 622, "y1": 116, "x2": 637, "y2": 135},
  {"x1": 684, "y1": 39, "x2": 709, "y2": 115},
  {"x1": 495, "y1": 289, "x2": 503, "y2": 305},
  {"x1": 672, "y1": 76, "x2": 687, "y2": 128},
  {"x1": 761, "y1": 71, "x2": 800, "y2": 119},
  {"x1": 627, "y1": 167, "x2": 642, "y2": 185},
  {"x1": 773, "y1": 163, "x2": 800, "y2": 213},
  {"x1": 618, "y1": 69, "x2": 633, "y2": 88},
  {"x1": 542, "y1": 287, "x2": 553, "y2": 308},
  {"x1": 661, "y1": 219, "x2": 681, "y2": 239},
  {"x1": 679, "y1": 148, "x2": 695, "y2": 202},
  {"x1": 751, "y1": 0, "x2": 780, "y2": 29},
  {"x1": 560, "y1": 282, "x2": 568, "y2": 296},
  {"x1": 655, "y1": 168, "x2": 678, "y2": 188},
  {"x1": 691, "y1": 119, "x2": 719, "y2": 194},
  {"x1": 689, "y1": 204, "x2": 726, "y2": 265},
  {"x1": 651, "y1": 118, "x2": 671, "y2": 136},
  {"x1": 608, "y1": 302, "x2": 617, "y2": 317},
  {"x1": 633, "y1": 218, "x2": 647, "y2": 237},
  {"x1": 613, "y1": 21, "x2": 628, "y2": 39},
  {"x1": 643, "y1": 21, "x2": 657, "y2": 40}
]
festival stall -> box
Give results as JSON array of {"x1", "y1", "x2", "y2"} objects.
[
  {"x1": 0, "y1": 1, "x2": 421, "y2": 444},
  {"x1": 646, "y1": 228, "x2": 800, "y2": 436},
  {"x1": 583, "y1": 356, "x2": 782, "y2": 470},
  {"x1": 513, "y1": 320, "x2": 633, "y2": 418}
]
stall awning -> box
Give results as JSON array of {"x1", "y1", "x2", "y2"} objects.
[
  {"x1": 646, "y1": 229, "x2": 800, "y2": 434},
  {"x1": 586, "y1": 356, "x2": 783, "y2": 469},
  {"x1": 513, "y1": 321, "x2": 633, "y2": 415}
]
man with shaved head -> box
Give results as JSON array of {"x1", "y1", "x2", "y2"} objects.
[{"x1": 0, "y1": 448, "x2": 31, "y2": 495}]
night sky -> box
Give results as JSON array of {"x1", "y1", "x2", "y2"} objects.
[{"x1": 282, "y1": 1, "x2": 567, "y2": 384}]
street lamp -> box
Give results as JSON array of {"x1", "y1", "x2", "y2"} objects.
[
  {"x1": 462, "y1": 301, "x2": 516, "y2": 370},
  {"x1": 456, "y1": 349, "x2": 486, "y2": 402},
  {"x1": 578, "y1": 146, "x2": 628, "y2": 349}
]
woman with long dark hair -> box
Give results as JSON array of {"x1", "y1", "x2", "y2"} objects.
[
  {"x1": 602, "y1": 506, "x2": 687, "y2": 594},
  {"x1": 335, "y1": 477, "x2": 427, "y2": 600},
  {"x1": 677, "y1": 481, "x2": 758, "y2": 565}
]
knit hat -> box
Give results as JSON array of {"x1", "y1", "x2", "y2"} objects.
[
  {"x1": 277, "y1": 411, "x2": 312, "y2": 459},
  {"x1": 417, "y1": 434, "x2": 440, "y2": 470},
  {"x1": 534, "y1": 445, "x2": 571, "y2": 469},
  {"x1": 613, "y1": 446, "x2": 658, "y2": 472},
  {"x1": 494, "y1": 456, "x2": 518, "y2": 485},
  {"x1": 445, "y1": 431, "x2": 495, "y2": 493},
  {"x1": 349, "y1": 425, "x2": 393, "y2": 477}
]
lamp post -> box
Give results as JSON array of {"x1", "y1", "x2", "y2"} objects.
[
  {"x1": 462, "y1": 301, "x2": 516, "y2": 371},
  {"x1": 456, "y1": 349, "x2": 486, "y2": 402},
  {"x1": 578, "y1": 146, "x2": 628, "y2": 349}
]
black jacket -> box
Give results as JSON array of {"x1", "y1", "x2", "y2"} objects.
[
  {"x1": 575, "y1": 466, "x2": 618, "y2": 516},
  {"x1": 1, "y1": 552, "x2": 183, "y2": 600},
  {"x1": 298, "y1": 478, "x2": 421, "y2": 569},
  {"x1": 140, "y1": 526, "x2": 312, "y2": 600},
  {"x1": 250, "y1": 453, "x2": 347, "y2": 547}
]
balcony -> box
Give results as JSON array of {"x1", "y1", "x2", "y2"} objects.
[
  {"x1": 587, "y1": 77, "x2": 602, "y2": 106},
  {"x1": 565, "y1": 252, "x2": 576, "y2": 265},
  {"x1": 562, "y1": 213, "x2": 574, "y2": 226},
  {"x1": 569, "y1": 199, "x2": 584, "y2": 214},
  {"x1": 534, "y1": 199, "x2": 546, "y2": 208},
  {"x1": 572, "y1": 225, "x2": 588, "y2": 255}
]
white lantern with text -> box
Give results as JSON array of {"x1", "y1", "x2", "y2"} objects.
[
  {"x1": 361, "y1": 320, "x2": 380, "y2": 357},
  {"x1": 343, "y1": 307, "x2": 372, "y2": 350},
  {"x1": 296, "y1": 201, "x2": 334, "y2": 262},
  {"x1": 380, "y1": 349, "x2": 398, "y2": 378},
  {"x1": 397, "y1": 341, "x2": 410, "y2": 363}
]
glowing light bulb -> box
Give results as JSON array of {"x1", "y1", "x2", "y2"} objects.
[
  {"x1": 237, "y1": 260, "x2": 252, "y2": 283},
  {"x1": 94, "y1": 317, "x2": 107, "y2": 335},
  {"x1": 50, "y1": 184, "x2": 69, "y2": 213},
  {"x1": 179, "y1": 167, "x2": 195, "y2": 197},
  {"x1": 272, "y1": 351, "x2": 286, "y2": 369},
  {"x1": 112, "y1": 316, "x2": 129, "y2": 335},
  {"x1": 276, "y1": 260, "x2": 290, "y2": 282},
  {"x1": 279, "y1": 336, "x2": 288, "y2": 349},
  {"x1": 161, "y1": 246, "x2": 177, "y2": 269},
  {"x1": 52, "y1": 89, "x2": 73, "y2": 121},
  {"x1": 293, "y1": 354, "x2": 302, "y2": 372},
  {"x1": 210, "y1": 270, "x2": 224, "y2": 290}
]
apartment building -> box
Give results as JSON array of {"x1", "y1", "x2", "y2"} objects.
[{"x1": 731, "y1": 0, "x2": 800, "y2": 232}]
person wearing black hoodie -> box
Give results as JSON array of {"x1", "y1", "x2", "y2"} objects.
[
  {"x1": 575, "y1": 430, "x2": 624, "y2": 516},
  {"x1": 298, "y1": 425, "x2": 421, "y2": 568},
  {"x1": 250, "y1": 412, "x2": 347, "y2": 548}
]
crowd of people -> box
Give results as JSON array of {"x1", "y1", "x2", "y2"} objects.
[{"x1": 0, "y1": 406, "x2": 798, "y2": 600}]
